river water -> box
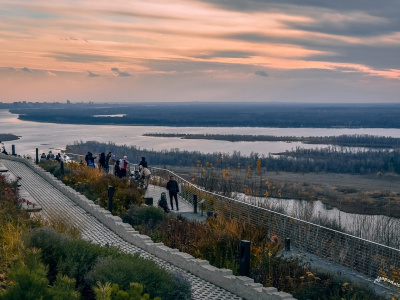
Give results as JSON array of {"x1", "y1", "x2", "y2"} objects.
[
  {"x1": 1, "y1": 109, "x2": 400, "y2": 246},
  {"x1": 2, "y1": 109, "x2": 400, "y2": 158}
]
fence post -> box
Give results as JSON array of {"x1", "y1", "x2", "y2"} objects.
[
  {"x1": 239, "y1": 240, "x2": 251, "y2": 276},
  {"x1": 350, "y1": 238, "x2": 355, "y2": 271},
  {"x1": 334, "y1": 232, "x2": 338, "y2": 263},
  {"x1": 12, "y1": 145, "x2": 15, "y2": 156},
  {"x1": 193, "y1": 194, "x2": 198, "y2": 214},
  {"x1": 285, "y1": 238, "x2": 291, "y2": 251},
  {"x1": 36, "y1": 148, "x2": 39, "y2": 164},
  {"x1": 107, "y1": 186, "x2": 114, "y2": 212},
  {"x1": 60, "y1": 161, "x2": 64, "y2": 176},
  {"x1": 368, "y1": 243, "x2": 373, "y2": 276}
]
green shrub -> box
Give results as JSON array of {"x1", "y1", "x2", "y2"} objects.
[
  {"x1": 85, "y1": 255, "x2": 191, "y2": 300},
  {"x1": 122, "y1": 205, "x2": 165, "y2": 230},
  {"x1": 26, "y1": 228, "x2": 190, "y2": 299},
  {"x1": 39, "y1": 160, "x2": 62, "y2": 175},
  {"x1": 26, "y1": 228, "x2": 121, "y2": 295},
  {"x1": 0, "y1": 249, "x2": 50, "y2": 300},
  {"x1": 95, "y1": 282, "x2": 161, "y2": 300},
  {"x1": 51, "y1": 274, "x2": 81, "y2": 300}
]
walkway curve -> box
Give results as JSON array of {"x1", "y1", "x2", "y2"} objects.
[{"x1": 1, "y1": 158, "x2": 243, "y2": 300}]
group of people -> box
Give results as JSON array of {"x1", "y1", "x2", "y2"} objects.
[
  {"x1": 84, "y1": 151, "x2": 151, "y2": 189},
  {"x1": 40, "y1": 151, "x2": 62, "y2": 162},
  {"x1": 82, "y1": 151, "x2": 181, "y2": 210}
]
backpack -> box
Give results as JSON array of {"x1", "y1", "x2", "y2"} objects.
[
  {"x1": 88, "y1": 160, "x2": 95, "y2": 168},
  {"x1": 122, "y1": 159, "x2": 128, "y2": 169}
]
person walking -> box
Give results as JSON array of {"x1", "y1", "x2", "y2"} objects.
[{"x1": 166, "y1": 175, "x2": 179, "y2": 210}]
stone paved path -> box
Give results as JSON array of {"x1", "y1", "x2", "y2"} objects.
[
  {"x1": 144, "y1": 185, "x2": 207, "y2": 222},
  {"x1": 1, "y1": 159, "x2": 243, "y2": 300}
]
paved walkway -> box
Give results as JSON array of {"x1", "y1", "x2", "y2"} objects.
[
  {"x1": 144, "y1": 185, "x2": 207, "y2": 222},
  {"x1": 1, "y1": 159, "x2": 242, "y2": 300}
]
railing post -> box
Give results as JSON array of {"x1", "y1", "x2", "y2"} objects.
[
  {"x1": 193, "y1": 194, "x2": 197, "y2": 214},
  {"x1": 60, "y1": 161, "x2": 65, "y2": 176},
  {"x1": 334, "y1": 232, "x2": 338, "y2": 263},
  {"x1": 107, "y1": 186, "x2": 114, "y2": 212},
  {"x1": 350, "y1": 238, "x2": 355, "y2": 271},
  {"x1": 35, "y1": 148, "x2": 39, "y2": 164},
  {"x1": 12, "y1": 145, "x2": 15, "y2": 156},
  {"x1": 285, "y1": 238, "x2": 291, "y2": 251},
  {"x1": 239, "y1": 240, "x2": 251, "y2": 276},
  {"x1": 368, "y1": 243, "x2": 373, "y2": 276}
]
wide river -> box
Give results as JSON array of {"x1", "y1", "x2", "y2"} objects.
[
  {"x1": 2, "y1": 109, "x2": 400, "y2": 158},
  {"x1": 1, "y1": 108, "x2": 400, "y2": 245}
]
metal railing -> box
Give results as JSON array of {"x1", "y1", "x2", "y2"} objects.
[
  {"x1": 147, "y1": 165, "x2": 400, "y2": 278},
  {"x1": 29, "y1": 151, "x2": 400, "y2": 278}
]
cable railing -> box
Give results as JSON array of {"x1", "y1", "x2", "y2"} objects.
[
  {"x1": 35, "y1": 152, "x2": 400, "y2": 278},
  {"x1": 147, "y1": 165, "x2": 400, "y2": 279}
]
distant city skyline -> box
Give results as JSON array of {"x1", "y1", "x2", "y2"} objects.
[{"x1": 1, "y1": 0, "x2": 399, "y2": 103}]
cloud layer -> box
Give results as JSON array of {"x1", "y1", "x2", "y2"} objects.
[{"x1": 0, "y1": 0, "x2": 399, "y2": 103}]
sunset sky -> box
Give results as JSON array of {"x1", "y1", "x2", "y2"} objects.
[{"x1": 1, "y1": 0, "x2": 399, "y2": 103}]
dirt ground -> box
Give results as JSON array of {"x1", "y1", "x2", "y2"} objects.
[
  {"x1": 262, "y1": 171, "x2": 400, "y2": 193},
  {"x1": 168, "y1": 166, "x2": 400, "y2": 217}
]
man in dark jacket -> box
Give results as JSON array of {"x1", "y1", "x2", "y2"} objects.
[
  {"x1": 166, "y1": 176, "x2": 179, "y2": 210},
  {"x1": 139, "y1": 157, "x2": 148, "y2": 168}
]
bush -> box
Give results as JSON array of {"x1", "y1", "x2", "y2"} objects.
[
  {"x1": 0, "y1": 249, "x2": 81, "y2": 300},
  {"x1": 55, "y1": 162, "x2": 145, "y2": 214},
  {"x1": 291, "y1": 272, "x2": 386, "y2": 300},
  {"x1": 122, "y1": 205, "x2": 164, "y2": 230},
  {"x1": 26, "y1": 228, "x2": 191, "y2": 299},
  {"x1": 26, "y1": 227, "x2": 121, "y2": 297},
  {"x1": 0, "y1": 249, "x2": 50, "y2": 300},
  {"x1": 39, "y1": 160, "x2": 62, "y2": 176},
  {"x1": 85, "y1": 255, "x2": 191, "y2": 300}
]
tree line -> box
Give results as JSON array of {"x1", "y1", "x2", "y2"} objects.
[
  {"x1": 66, "y1": 141, "x2": 400, "y2": 175},
  {"x1": 143, "y1": 133, "x2": 400, "y2": 148},
  {"x1": 10, "y1": 102, "x2": 400, "y2": 128}
]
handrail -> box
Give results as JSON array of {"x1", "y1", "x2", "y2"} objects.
[
  {"x1": 147, "y1": 165, "x2": 400, "y2": 252},
  {"x1": 38, "y1": 152, "x2": 400, "y2": 277}
]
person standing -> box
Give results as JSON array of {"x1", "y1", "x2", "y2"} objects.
[
  {"x1": 166, "y1": 176, "x2": 179, "y2": 210},
  {"x1": 114, "y1": 160, "x2": 121, "y2": 177},
  {"x1": 108, "y1": 154, "x2": 116, "y2": 175},
  {"x1": 105, "y1": 151, "x2": 112, "y2": 173},
  {"x1": 120, "y1": 156, "x2": 129, "y2": 177},
  {"x1": 139, "y1": 157, "x2": 148, "y2": 168},
  {"x1": 140, "y1": 167, "x2": 151, "y2": 189},
  {"x1": 99, "y1": 152, "x2": 106, "y2": 170},
  {"x1": 85, "y1": 151, "x2": 92, "y2": 166}
]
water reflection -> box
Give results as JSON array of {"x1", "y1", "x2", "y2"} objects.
[{"x1": 235, "y1": 193, "x2": 400, "y2": 248}]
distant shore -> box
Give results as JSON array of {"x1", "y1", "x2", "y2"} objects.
[
  {"x1": 8, "y1": 102, "x2": 400, "y2": 128},
  {"x1": 0, "y1": 133, "x2": 19, "y2": 142}
]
